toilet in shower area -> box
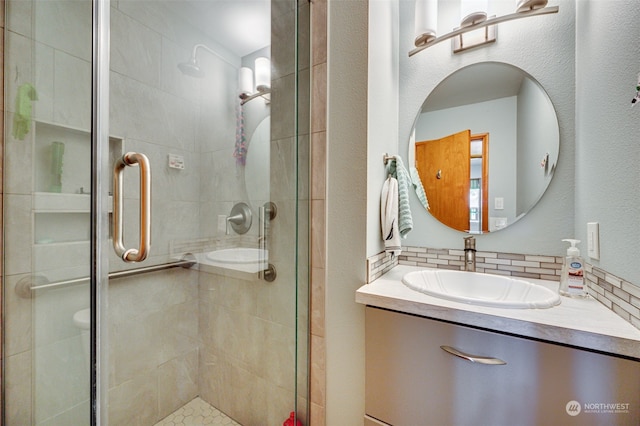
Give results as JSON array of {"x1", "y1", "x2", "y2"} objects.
[{"x1": 73, "y1": 308, "x2": 90, "y2": 366}]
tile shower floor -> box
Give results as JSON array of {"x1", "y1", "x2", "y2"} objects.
[{"x1": 155, "y1": 397, "x2": 240, "y2": 426}]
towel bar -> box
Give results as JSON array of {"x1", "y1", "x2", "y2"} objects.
[
  {"x1": 15, "y1": 254, "x2": 197, "y2": 298},
  {"x1": 383, "y1": 153, "x2": 395, "y2": 165}
]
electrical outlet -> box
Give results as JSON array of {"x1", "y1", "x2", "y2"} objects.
[
  {"x1": 494, "y1": 197, "x2": 504, "y2": 210},
  {"x1": 587, "y1": 222, "x2": 600, "y2": 260},
  {"x1": 168, "y1": 153, "x2": 185, "y2": 170}
]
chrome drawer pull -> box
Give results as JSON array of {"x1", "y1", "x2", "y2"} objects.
[{"x1": 440, "y1": 345, "x2": 507, "y2": 365}]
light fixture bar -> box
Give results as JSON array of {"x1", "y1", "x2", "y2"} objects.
[
  {"x1": 452, "y1": 21, "x2": 497, "y2": 53},
  {"x1": 240, "y1": 88, "x2": 271, "y2": 106},
  {"x1": 408, "y1": 6, "x2": 558, "y2": 57}
]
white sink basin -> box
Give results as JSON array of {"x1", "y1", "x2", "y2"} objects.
[
  {"x1": 206, "y1": 248, "x2": 267, "y2": 264},
  {"x1": 402, "y1": 270, "x2": 561, "y2": 309}
]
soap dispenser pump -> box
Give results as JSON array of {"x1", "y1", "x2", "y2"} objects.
[{"x1": 559, "y1": 239, "x2": 587, "y2": 298}]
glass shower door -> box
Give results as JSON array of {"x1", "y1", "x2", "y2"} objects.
[
  {"x1": 3, "y1": 0, "x2": 94, "y2": 424},
  {"x1": 3, "y1": 0, "x2": 308, "y2": 424},
  {"x1": 104, "y1": 0, "x2": 308, "y2": 425}
]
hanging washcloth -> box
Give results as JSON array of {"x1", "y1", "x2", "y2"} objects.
[
  {"x1": 381, "y1": 175, "x2": 401, "y2": 256},
  {"x1": 233, "y1": 100, "x2": 247, "y2": 166},
  {"x1": 387, "y1": 155, "x2": 413, "y2": 238},
  {"x1": 410, "y1": 166, "x2": 429, "y2": 210},
  {"x1": 12, "y1": 83, "x2": 38, "y2": 141}
]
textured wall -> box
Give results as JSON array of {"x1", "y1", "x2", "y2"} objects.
[
  {"x1": 392, "y1": 0, "x2": 576, "y2": 256},
  {"x1": 326, "y1": 0, "x2": 368, "y2": 424},
  {"x1": 575, "y1": 0, "x2": 640, "y2": 286}
]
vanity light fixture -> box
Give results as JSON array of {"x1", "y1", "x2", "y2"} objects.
[
  {"x1": 409, "y1": 2, "x2": 558, "y2": 57},
  {"x1": 238, "y1": 57, "x2": 271, "y2": 105},
  {"x1": 414, "y1": 0, "x2": 438, "y2": 47}
]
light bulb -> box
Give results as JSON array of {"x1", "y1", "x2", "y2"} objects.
[
  {"x1": 238, "y1": 67, "x2": 253, "y2": 98},
  {"x1": 255, "y1": 57, "x2": 270, "y2": 92},
  {"x1": 516, "y1": 0, "x2": 548, "y2": 13},
  {"x1": 414, "y1": 0, "x2": 438, "y2": 47},
  {"x1": 460, "y1": 0, "x2": 488, "y2": 27}
]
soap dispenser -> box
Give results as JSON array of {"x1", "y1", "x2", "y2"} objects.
[{"x1": 559, "y1": 239, "x2": 587, "y2": 298}]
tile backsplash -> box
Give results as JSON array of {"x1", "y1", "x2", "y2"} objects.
[
  {"x1": 585, "y1": 264, "x2": 640, "y2": 330},
  {"x1": 367, "y1": 246, "x2": 640, "y2": 331}
]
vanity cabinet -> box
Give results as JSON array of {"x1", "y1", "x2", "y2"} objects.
[{"x1": 365, "y1": 306, "x2": 640, "y2": 426}]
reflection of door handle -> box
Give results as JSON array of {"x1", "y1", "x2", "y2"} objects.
[
  {"x1": 436, "y1": 169, "x2": 442, "y2": 179},
  {"x1": 113, "y1": 152, "x2": 151, "y2": 263},
  {"x1": 259, "y1": 202, "x2": 277, "y2": 282}
]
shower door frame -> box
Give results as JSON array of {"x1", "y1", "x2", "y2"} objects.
[{"x1": 90, "y1": 0, "x2": 110, "y2": 423}]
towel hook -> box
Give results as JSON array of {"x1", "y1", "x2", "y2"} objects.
[{"x1": 383, "y1": 153, "x2": 394, "y2": 165}]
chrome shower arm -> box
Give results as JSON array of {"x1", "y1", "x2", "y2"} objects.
[{"x1": 190, "y1": 43, "x2": 216, "y2": 60}]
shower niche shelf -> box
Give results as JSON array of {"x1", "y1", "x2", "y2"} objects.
[
  {"x1": 34, "y1": 120, "x2": 123, "y2": 197},
  {"x1": 32, "y1": 120, "x2": 122, "y2": 244}
]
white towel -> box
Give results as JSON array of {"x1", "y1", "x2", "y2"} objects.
[
  {"x1": 381, "y1": 176, "x2": 401, "y2": 256},
  {"x1": 386, "y1": 156, "x2": 414, "y2": 238}
]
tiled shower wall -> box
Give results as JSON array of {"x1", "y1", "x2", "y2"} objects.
[
  {"x1": 2, "y1": 1, "x2": 212, "y2": 423},
  {"x1": 309, "y1": 0, "x2": 328, "y2": 424},
  {"x1": 4, "y1": 1, "x2": 92, "y2": 423},
  {"x1": 196, "y1": 1, "x2": 311, "y2": 424}
]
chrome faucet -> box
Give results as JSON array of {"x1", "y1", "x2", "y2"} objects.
[{"x1": 464, "y1": 236, "x2": 476, "y2": 272}]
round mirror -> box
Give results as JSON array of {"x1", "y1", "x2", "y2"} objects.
[
  {"x1": 245, "y1": 117, "x2": 270, "y2": 206},
  {"x1": 409, "y1": 62, "x2": 559, "y2": 233}
]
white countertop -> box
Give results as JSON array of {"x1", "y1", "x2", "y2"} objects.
[{"x1": 356, "y1": 265, "x2": 640, "y2": 359}]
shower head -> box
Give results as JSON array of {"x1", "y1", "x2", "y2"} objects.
[
  {"x1": 178, "y1": 58, "x2": 204, "y2": 78},
  {"x1": 178, "y1": 44, "x2": 217, "y2": 78}
]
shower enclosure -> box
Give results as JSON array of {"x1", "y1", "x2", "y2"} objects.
[{"x1": 2, "y1": 0, "x2": 310, "y2": 424}]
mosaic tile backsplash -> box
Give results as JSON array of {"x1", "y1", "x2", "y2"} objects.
[{"x1": 367, "y1": 246, "x2": 640, "y2": 331}]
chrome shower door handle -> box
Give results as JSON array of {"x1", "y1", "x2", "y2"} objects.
[{"x1": 113, "y1": 152, "x2": 151, "y2": 262}]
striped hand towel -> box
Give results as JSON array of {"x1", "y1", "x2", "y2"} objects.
[
  {"x1": 387, "y1": 156, "x2": 413, "y2": 238},
  {"x1": 410, "y1": 166, "x2": 429, "y2": 210}
]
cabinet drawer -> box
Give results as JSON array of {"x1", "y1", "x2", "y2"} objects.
[{"x1": 365, "y1": 306, "x2": 640, "y2": 426}]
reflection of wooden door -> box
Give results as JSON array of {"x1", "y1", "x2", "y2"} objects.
[{"x1": 415, "y1": 130, "x2": 470, "y2": 231}]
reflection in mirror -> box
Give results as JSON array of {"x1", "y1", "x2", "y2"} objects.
[
  {"x1": 409, "y1": 62, "x2": 559, "y2": 233},
  {"x1": 245, "y1": 117, "x2": 270, "y2": 206}
]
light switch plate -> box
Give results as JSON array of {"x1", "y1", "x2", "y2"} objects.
[
  {"x1": 494, "y1": 217, "x2": 507, "y2": 229},
  {"x1": 587, "y1": 222, "x2": 600, "y2": 260},
  {"x1": 494, "y1": 197, "x2": 504, "y2": 210}
]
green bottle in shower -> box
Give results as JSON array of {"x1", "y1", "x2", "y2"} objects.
[{"x1": 50, "y1": 141, "x2": 65, "y2": 193}]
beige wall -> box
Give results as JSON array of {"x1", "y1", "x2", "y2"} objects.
[
  {"x1": 310, "y1": 0, "x2": 369, "y2": 424},
  {"x1": 0, "y1": 0, "x2": 5, "y2": 422}
]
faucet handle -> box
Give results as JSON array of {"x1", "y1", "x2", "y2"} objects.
[{"x1": 464, "y1": 236, "x2": 476, "y2": 250}]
